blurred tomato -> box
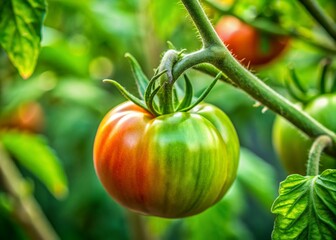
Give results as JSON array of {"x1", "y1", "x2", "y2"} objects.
[
  {"x1": 215, "y1": 16, "x2": 290, "y2": 67},
  {"x1": 0, "y1": 102, "x2": 45, "y2": 132}
]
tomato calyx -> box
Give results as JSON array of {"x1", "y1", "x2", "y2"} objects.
[
  {"x1": 285, "y1": 58, "x2": 336, "y2": 105},
  {"x1": 104, "y1": 51, "x2": 221, "y2": 116}
]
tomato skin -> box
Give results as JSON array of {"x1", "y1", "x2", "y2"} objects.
[
  {"x1": 93, "y1": 102, "x2": 239, "y2": 218},
  {"x1": 273, "y1": 94, "x2": 336, "y2": 175},
  {"x1": 215, "y1": 16, "x2": 289, "y2": 66},
  {"x1": 0, "y1": 102, "x2": 44, "y2": 133}
]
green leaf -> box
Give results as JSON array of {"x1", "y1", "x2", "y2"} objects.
[
  {"x1": 0, "y1": 131, "x2": 68, "y2": 199},
  {"x1": 125, "y1": 53, "x2": 150, "y2": 99},
  {"x1": 271, "y1": 170, "x2": 336, "y2": 239},
  {"x1": 0, "y1": 0, "x2": 46, "y2": 78}
]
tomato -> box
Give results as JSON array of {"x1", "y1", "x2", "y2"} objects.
[
  {"x1": 0, "y1": 102, "x2": 44, "y2": 133},
  {"x1": 215, "y1": 16, "x2": 289, "y2": 66},
  {"x1": 273, "y1": 94, "x2": 336, "y2": 175},
  {"x1": 93, "y1": 101, "x2": 239, "y2": 218}
]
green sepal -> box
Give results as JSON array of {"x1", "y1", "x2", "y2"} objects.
[
  {"x1": 172, "y1": 86, "x2": 180, "y2": 110},
  {"x1": 285, "y1": 78, "x2": 307, "y2": 103},
  {"x1": 179, "y1": 72, "x2": 221, "y2": 112},
  {"x1": 288, "y1": 67, "x2": 306, "y2": 94},
  {"x1": 125, "y1": 53, "x2": 150, "y2": 99},
  {"x1": 103, "y1": 79, "x2": 148, "y2": 111},
  {"x1": 318, "y1": 58, "x2": 331, "y2": 94},
  {"x1": 144, "y1": 70, "x2": 167, "y2": 109},
  {"x1": 147, "y1": 85, "x2": 163, "y2": 116},
  {"x1": 176, "y1": 74, "x2": 193, "y2": 111},
  {"x1": 167, "y1": 41, "x2": 177, "y2": 50}
]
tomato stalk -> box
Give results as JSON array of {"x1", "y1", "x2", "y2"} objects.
[
  {"x1": 178, "y1": 0, "x2": 336, "y2": 156},
  {"x1": 204, "y1": 0, "x2": 336, "y2": 54},
  {"x1": 307, "y1": 135, "x2": 332, "y2": 176},
  {"x1": 157, "y1": 50, "x2": 180, "y2": 114}
]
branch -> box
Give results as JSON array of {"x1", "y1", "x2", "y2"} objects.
[
  {"x1": 204, "y1": 0, "x2": 336, "y2": 54},
  {"x1": 178, "y1": 0, "x2": 336, "y2": 155},
  {"x1": 298, "y1": 0, "x2": 336, "y2": 42},
  {"x1": 0, "y1": 144, "x2": 60, "y2": 240},
  {"x1": 181, "y1": 0, "x2": 223, "y2": 47}
]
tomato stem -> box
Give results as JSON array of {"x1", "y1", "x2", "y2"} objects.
[
  {"x1": 204, "y1": 0, "x2": 336, "y2": 54},
  {"x1": 307, "y1": 135, "x2": 332, "y2": 176},
  {"x1": 178, "y1": 0, "x2": 336, "y2": 154},
  {"x1": 158, "y1": 50, "x2": 180, "y2": 114}
]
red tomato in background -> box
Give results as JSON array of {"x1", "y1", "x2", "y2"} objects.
[
  {"x1": 215, "y1": 16, "x2": 290, "y2": 67},
  {"x1": 0, "y1": 102, "x2": 45, "y2": 133}
]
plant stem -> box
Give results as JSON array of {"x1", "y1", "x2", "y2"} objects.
[
  {"x1": 0, "y1": 144, "x2": 60, "y2": 240},
  {"x1": 307, "y1": 135, "x2": 332, "y2": 176},
  {"x1": 182, "y1": 0, "x2": 224, "y2": 47},
  {"x1": 158, "y1": 50, "x2": 179, "y2": 114},
  {"x1": 204, "y1": 0, "x2": 336, "y2": 54},
  {"x1": 298, "y1": 0, "x2": 336, "y2": 42},
  {"x1": 178, "y1": 0, "x2": 336, "y2": 155}
]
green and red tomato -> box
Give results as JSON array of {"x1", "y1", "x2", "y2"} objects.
[
  {"x1": 273, "y1": 94, "x2": 336, "y2": 175},
  {"x1": 215, "y1": 16, "x2": 290, "y2": 67},
  {"x1": 93, "y1": 101, "x2": 239, "y2": 218}
]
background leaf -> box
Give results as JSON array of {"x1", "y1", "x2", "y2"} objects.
[
  {"x1": 183, "y1": 182, "x2": 253, "y2": 240},
  {"x1": 0, "y1": 131, "x2": 68, "y2": 199},
  {"x1": 271, "y1": 170, "x2": 336, "y2": 239},
  {"x1": 0, "y1": 0, "x2": 46, "y2": 78},
  {"x1": 238, "y1": 148, "x2": 278, "y2": 208}
]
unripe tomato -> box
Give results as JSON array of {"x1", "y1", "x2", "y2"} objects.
[
  {"x1": 273, "y1": 94, "x2": 336, "y2": 175},
  {"x1": 93, "y1": 102, "x2": 239, "y2": 218},
  {"x1": 0, "y1": 102, "x2": 44, "y2": 133},
  {"x1": 215, "y1": 16, "x2": 289, "y2": 66}
]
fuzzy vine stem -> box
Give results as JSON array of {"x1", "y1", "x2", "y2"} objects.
[
  {"x1": 177, "y1": 0, "x2": 336, "y2": 156},
  {"x1": 204, "y1": 0, "x2": 336, "y2": 54},
  {"x1": 298, "y1": 0, "x2": 336, "y2": 42},
  {"x1": 158, "y1": 50, "x2": 180, "y2": 114},
  {"x1": 307, "y1": 135, "x2": 332, "y2": 176}
]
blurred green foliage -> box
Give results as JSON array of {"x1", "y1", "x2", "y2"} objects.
[{"x1": 0, "y1": 0, "x2": 335, "y2": 239}]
